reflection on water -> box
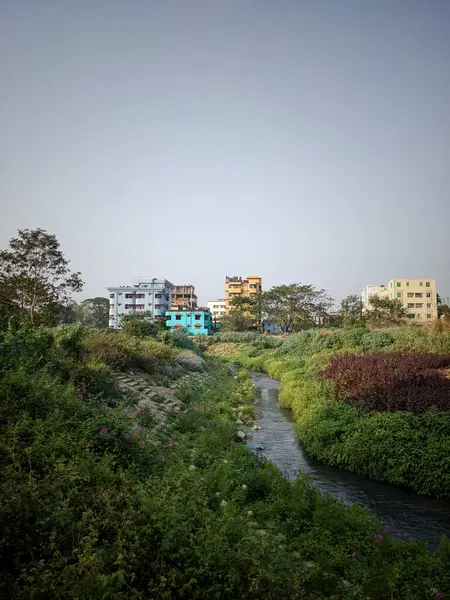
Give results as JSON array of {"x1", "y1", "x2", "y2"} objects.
[{"x1": 248, "y1": 371, "x2": 450, "y2": 548}]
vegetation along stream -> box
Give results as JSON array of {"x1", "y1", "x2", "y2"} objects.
[{"x1": 247, "y1": 371, "x2": 450, "y2": 548}]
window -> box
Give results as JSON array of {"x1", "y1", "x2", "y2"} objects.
[
  {"x1": 125, "y1": 293, "x2": 134, "y2": 298},
  {"x1": 407, "y1": 293, "x2": 413, "y2": 298},
  {"x1": 415, "y1": 303, "x2": 423, "y2": 308},
  {"x1": 427, "y1": 314, "x2": 432, "y2": 319},
  {"x1": 416, "y1": 314, "x2": 421, "y2": 319},
  {"x1": 125, "y1": 304, "x2": 134, "y2": 309},
  {"x1": 396, "y1": 282, "x2": 401, "y2": 287},
  {"x1": 155, "y1": 304, "x2": 162, "y2": 309},
  {"x1": 407, "y1": 314, "x2": 415, "y2": 319},
  {"x1": 427, "y1": 303, "x2": 431, "y2": 309},
  {"x1": 415, "y1": 293, "x2": 423, "y2": 298},
  {"x1": 110, "y1": 293, "x2": 115, "y2": 298},
  {"x1": 426, "y1": 282, "x2": 430, "y2": 287},
  {"x1": 426, "y1": 292, "x2": 431, "y2": 298},
  {"x1": 406, "y1": 282, "x2": 409, "y2": 287},
  {"x1": 407, "y1": 303, "x2": 414, "y2": 308},
  {"x1": 396, "y1": 292, "x2": 401, "y2": 298},
  {"x1": 135, "y1": 304, "x2": 145, "y2": 310},
  {"x1": 419, "y1": 282, "x2": 423, "y2": 286},
  {"x1": 176, "y1": 315, "x2": 181, "y2": 321},
  {"x1": 155, "y1": 294, "x2": 162, "y2": 299},
  {"x1": 195, "y1": 314, "x2": 201, "y2": 321}
]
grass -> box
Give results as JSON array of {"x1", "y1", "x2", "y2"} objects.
[{"x1": 0, "y1": 323, "x2": 449, "y2": 598}]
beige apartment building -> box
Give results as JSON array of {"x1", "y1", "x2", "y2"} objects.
[
  {"x1": 362, "y1": 279, "x2": 438, "y2": 321},
  {"x1": 225, "y1": 275, "x2": 262, "y2": 313}
]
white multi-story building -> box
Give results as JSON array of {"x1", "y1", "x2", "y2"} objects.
[
  {"x1": 361, "y1": 284, "x2": 387, "y2": 309},
  {"x1": 107, "y1": 278, "x2": 173, "y2": 329},
  {"x1": 207, "y1": 299, "x2": 226, "y2": 322}
]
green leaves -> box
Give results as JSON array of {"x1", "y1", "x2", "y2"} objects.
[{"x1": 0, "y1": 228, "x2": 83, "y2": 325}]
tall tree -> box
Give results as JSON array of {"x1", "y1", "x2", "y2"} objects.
[
  {"x1": 0, "y1": 228, "x2": 83, "y2": 324},
  {"x1": 366, "y1": 295, "x2": 407, "y2": 327},
  {"x1": 79, "y1": 297, "x2": 109, "y2": 328},
  {"x1": 221, "y1": 296, "x2": 258, "y2": 332},
  {"x1": 261, "y1": 283, "x2": 333, "y2": 333},
  {"x1": 340, "y1": 294, "x2": 365, "y2": 326}
]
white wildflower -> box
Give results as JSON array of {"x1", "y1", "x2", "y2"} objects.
[
  {"x1": 189, "y1": 465, "x2": 196, "y2": 470},
  {"x1": 220, "y1": 500, "x2": 227, "y2": 507},
  {"x1": 241, "y1": 484, "x2": 247, "y2": 490}
]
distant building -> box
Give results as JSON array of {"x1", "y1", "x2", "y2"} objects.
[
  {"x1": 207, "y1": 299, "x2": 226, "y2": 322},
  {"x1": 361, "y1": 284, "x2": 387, "y2": 308},
  {"x1": 171, "y1": 284, "x2": 197, "y2": 310},
  {"x1": 225, "y1": 275, "x2": 262, "y2": 314},
  {"x1": 165, "y1": 309, "x2": 213, "y2": 335},
  {"x1": 361, "y1": 278, "x2": 438, "y2": 321},
  {"x1": 107, "y1": 278, "x2": 173, "y2": 329},
  {"x1": 262, "y1": 320, "x2": 283, "y2": 334}
]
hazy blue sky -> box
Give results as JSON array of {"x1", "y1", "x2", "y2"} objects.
[{"x1": 1, "y1": 0, "x2": 449, "y2": 305}]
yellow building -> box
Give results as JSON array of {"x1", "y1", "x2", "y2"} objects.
[
  {"x1": 362, "y1": 279, "x2": 438, "y2": 321},
  {"x1": 225, "y1": 275, "x2": 262, "y2": 313}
]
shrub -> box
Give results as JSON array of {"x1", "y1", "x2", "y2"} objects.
[{"x1": 320, "y1": 352, "x2": 450, "y2": 413}]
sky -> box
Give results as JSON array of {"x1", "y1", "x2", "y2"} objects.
[{"x1": 1, "y1": 0, "x2": 449, "y2": 306}]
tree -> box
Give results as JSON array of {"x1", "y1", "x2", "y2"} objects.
[
  {"x1": 79, "y1": 297, "x2": 109, "y2": 328},
  {"x1": 261, "y1": 283, "x2": 333, "y2": 333},
  {"x1": 366, "y1": 295, "x2": 407, "y2": 327},
  {"x1": 340, "y1": 294, "x2": 365, "y2": 326},
  {"x1": 119, "y1": 310, "x2": 160, "y2": 337},
  {"x1": 0, "y1": 229, "x2": 83, "y2": 324},
  {"x1": 220, "y1": 296, "x2": 257, "y2": 332}
]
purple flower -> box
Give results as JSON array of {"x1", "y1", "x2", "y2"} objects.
[
  {"x1": 435, "y1": 592, "x2": 444, "y2": 599},
  {"x1": 139, "y1": 408, "x2": 144, "y2": 414},
  {"x1": 159, "y1": 455, "x2": 165, "y2": 461},
  {"x1": 139, "y1": 441, "x2": 145, "y2": 447},
  {"x1": 376, "y1": 534, "x2": 383, "y2": 542},
  {"x1": 267, "y1": 471, "x2": 273, "y2": 477},
  {"x1": 100, "y1": 427, "x2": 109, "y2": 435},
  {"x1": 169, "y1": 439, "x2": 175, "y2": 446},
  {"x1": 351, "y1": 553, "x2": 356, "y2": 558},
  {"x1": 306, "y1": 467, "x2": 314, "y2": 474},
  {"x1": 227, "y1": 451, "x2": 232, "y2": 457},
  {"x1": 163, "y1": 441, "x2": 169, "y2": 447}
]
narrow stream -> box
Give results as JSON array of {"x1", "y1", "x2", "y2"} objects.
[{"x1": 247, "y1": 371, "x2": 450, "y2": 548}]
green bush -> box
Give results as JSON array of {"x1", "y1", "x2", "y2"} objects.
[{"x1": 1, "y1": 326, "x2": 450, "y2": 598}]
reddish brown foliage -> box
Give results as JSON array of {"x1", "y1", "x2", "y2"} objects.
[{"x1": 319, "y1": 353, "x2": 450, "y2": 414}]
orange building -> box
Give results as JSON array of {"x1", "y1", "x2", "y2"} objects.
[{"x1": 225, "y1": 275, "x2": 262, "y2": 313}]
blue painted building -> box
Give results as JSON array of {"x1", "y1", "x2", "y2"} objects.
[
  {"x1": 165, "y1": 309, "x2": 213, "y2": 335},
  {"x1": 262, "y1": 320, "x2": 283, "y2": 334}
]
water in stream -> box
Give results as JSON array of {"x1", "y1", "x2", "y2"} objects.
[{"x1": 248, "y1": 371, "x2": 450, "y2": 548}]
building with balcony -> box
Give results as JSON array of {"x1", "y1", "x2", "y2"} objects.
[
  {"x1": 207, "y1": 299, "x2": 226, "y2": 322},
  {"x1": 225, "y1": 275, "x2": 262, "y2": 314},
  {"x1": 171, "y1": 284, "x2": 197, "y2": 310},
  {"x1": 165, "y1": 309, "x2": 213, "y2": 335},
  {"x1": 107, "y1": 278, "x2": 173, "y2": 329},
  {"x1": 361, "y1": 278, "x2": 438, "y2": 321}
]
